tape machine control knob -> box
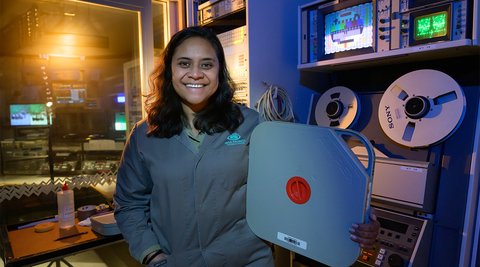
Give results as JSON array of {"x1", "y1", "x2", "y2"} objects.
[{"x1": 388, "y1": 253, "x2": 404, "y2": 267}]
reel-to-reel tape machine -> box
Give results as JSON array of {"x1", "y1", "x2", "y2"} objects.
[
  {"x1": 308, "y1": 68, "x2": 470, "y2": 267},
  {"x1": 309, "y1": 69, "x2": 467, "y2": 148},
  {"x1": 312, "y1": 86, "x2": 361, "y2": 129},
  {"x1": 378, "y1": 69, "x2": 466, "y2": 148},
  {"x1": 308, "y1": 69, "x2": 459, "y2": 215}
]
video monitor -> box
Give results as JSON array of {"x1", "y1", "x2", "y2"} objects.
[
  {"x1": 116, "y1": 93, "x2": 126, "y2": 104},
  {"x1": 115, "y1": 112, "x2": 127, "y2": 131},
  {"x1": 55, "y1": 88, "x2": 86, "y2": 104},
  {"x1": 324, "y1": 2, "x2": 374, "y2": 56},
  {"x1": 9, "y1": 103, "x2": 49, "y2": 126},
  {"x1": 410, "y1": 5, "x2": 451, "y2": 46}
]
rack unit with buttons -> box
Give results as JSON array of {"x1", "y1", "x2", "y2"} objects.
[
  {"x1": 216, "y1": 26, "x2": 249, "y2": 106},
  {"x1": 354, "y1": 208, "x2": 432, "y2": 267}
]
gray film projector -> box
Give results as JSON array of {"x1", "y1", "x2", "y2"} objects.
[{"x1": 246, "y1": 121, "x2": 375, "y2": 266}]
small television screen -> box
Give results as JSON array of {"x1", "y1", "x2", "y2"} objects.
[
  {"x1": 53, "y1": 109, "x2": 107, "y2": 138},
  {"x1": 10, "y1": 103, "x2": 49, "y2": 126},
  {"x1": 324, "y1": 2, "x2": 374, "y2": 55},
  {"x1": 115, "y1": 112, "x2": 127, "y2": 131},
  {"x1": 116, "y1": 93, "x2": 126, "y2": 104},
  {"x1": 55, "y1": 88, "x2": 86, "y2": 104},
  {"x1": 52, "y1": 83, "x2": 87, "y2": 104},
  {"x1": 414, "y1": 11, "x2": 448, "y2": 40},
  {"x1": 411, "y1": 5, "x2": 451, "y2": 46}
]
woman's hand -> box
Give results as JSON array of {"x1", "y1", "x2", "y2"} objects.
[
  {"x1": 144, "y1": 250, "x2": 168, "y2": 267},
  {"x1": 349, "y1": 208, "x2": 380, "y2": 249},
  {"x1": 147, "y1": 252, "x2": 168, "y2": 267}
]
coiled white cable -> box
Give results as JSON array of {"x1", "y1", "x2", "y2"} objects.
[{"x1": 255, "y1": 83, "x2": 295, "y2": 122}]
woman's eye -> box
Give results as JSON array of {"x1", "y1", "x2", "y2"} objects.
[
  {"x1": 178, "y1": 61, "x2": 190, "y2": 68},
  {"x1": 201, "y1": 63, "x2": 213, "y2": 69}
]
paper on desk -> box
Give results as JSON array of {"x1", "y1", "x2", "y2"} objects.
[
  {"x1": 78, "y1": 217, "x2": 92, "y2": 227},
  {"x1": 18, "y1": 217, "x2": 58, "y2": 230}
]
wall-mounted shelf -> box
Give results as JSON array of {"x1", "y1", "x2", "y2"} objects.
[
  {"x1": 298, "y1": 40, "x2": 480, "y2": 72},
  {"x1": 298, "y1": 0, "x2": 480, "y2": 72},
  {"x1": 199, "y1": 8, "x2": 245, "y2": 34},
  {"x1": 197, "y1": 0, "x2": 246, "y2": 34}
]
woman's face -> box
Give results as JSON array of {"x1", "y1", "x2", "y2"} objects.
[{"x1": 171, "y1": 36, "x2": 220, "y2": 113}]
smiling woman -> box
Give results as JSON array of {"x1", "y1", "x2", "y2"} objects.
[
  {"x1": 171, "y1": 37, "x2": 220, "y2": 115},
  {"x1": 113, "y1": 26, "x2": 380, "y2": 267},
  {"x1": 113, "y1": 26, "x2": 274, "y2": 267}
]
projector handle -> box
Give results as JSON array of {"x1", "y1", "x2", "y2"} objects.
[
  {"x1": 334, "y1": 128, "x2": 375, "y2": 223},
  {"x1": 334, "y1": 128, "x2": 375, "y2": 178}
]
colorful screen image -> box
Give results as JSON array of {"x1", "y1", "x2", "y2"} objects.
[
  {"x1": 115, "y1": 112, "x2": 127, "y2": 131},
  {"x1": 324, "y1": 2, "x2": 373, "y2": 55},
  {"x1": 10, "y1": 104, "x2": 49, "y2": 126},
  {"x1": 414, "y1": 11, "x2": 448, "y2": 41}
]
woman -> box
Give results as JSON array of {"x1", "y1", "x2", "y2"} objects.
[{"x1": 114, "y1": 26, "x2": 379, "y2": 267}]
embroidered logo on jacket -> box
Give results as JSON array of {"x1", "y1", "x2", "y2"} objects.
[{"x1": 225, "y1": 133, "x2": 246, "y2": 146}]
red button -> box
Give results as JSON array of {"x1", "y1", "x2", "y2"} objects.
[{"x1": 286, "y1": 176, "x2": 311, "y2": 204}]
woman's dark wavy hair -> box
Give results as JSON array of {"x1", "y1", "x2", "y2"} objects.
[{"x1": 145, "y1": 26, "x2": 244, "y2": 138}]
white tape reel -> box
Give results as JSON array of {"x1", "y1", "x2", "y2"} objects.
[
  {"x1": 314, "y1": 86, "x2": 360, "y2": 129},
  {"x1": 378, "y1": 69, "x2": 466, "y2": 148}
]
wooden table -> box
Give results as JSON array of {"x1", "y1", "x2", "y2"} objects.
[{"x1": 0, "y1": 219, "x2": 123, "y2": 267}]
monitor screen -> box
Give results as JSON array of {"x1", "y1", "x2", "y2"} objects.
[
  {"x1": 324, "y1": 2, "x2": 373, "y2": 55},
  {"x1": 409, "y1": 4, "x2": 451, "y2": 46},
  {"x1": 116, "y1": 93, "x2": 126, "y2": 104},
  {"x1": 414, "y1": 11, "x2": 448, "y2": 41},
  {"x1": 53, "y1": 109, "x2": 107, "y2": 138},
  {"x1": 9, "y1": 103, "x2": 49, "y2": 126},
  {"x1": 115, "y1": 112, "x2": 127, "y2": 131},
  {"x1": 52, "y1": 83, "x2": 87, "y2": 104},
  {"x1": 55, "y1": 88, "x2": 86, "y2": 104}
]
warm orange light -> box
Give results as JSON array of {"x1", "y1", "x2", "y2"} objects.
[{"x1": 60, "y1": 34, "x2": 76, "y2": 46}]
